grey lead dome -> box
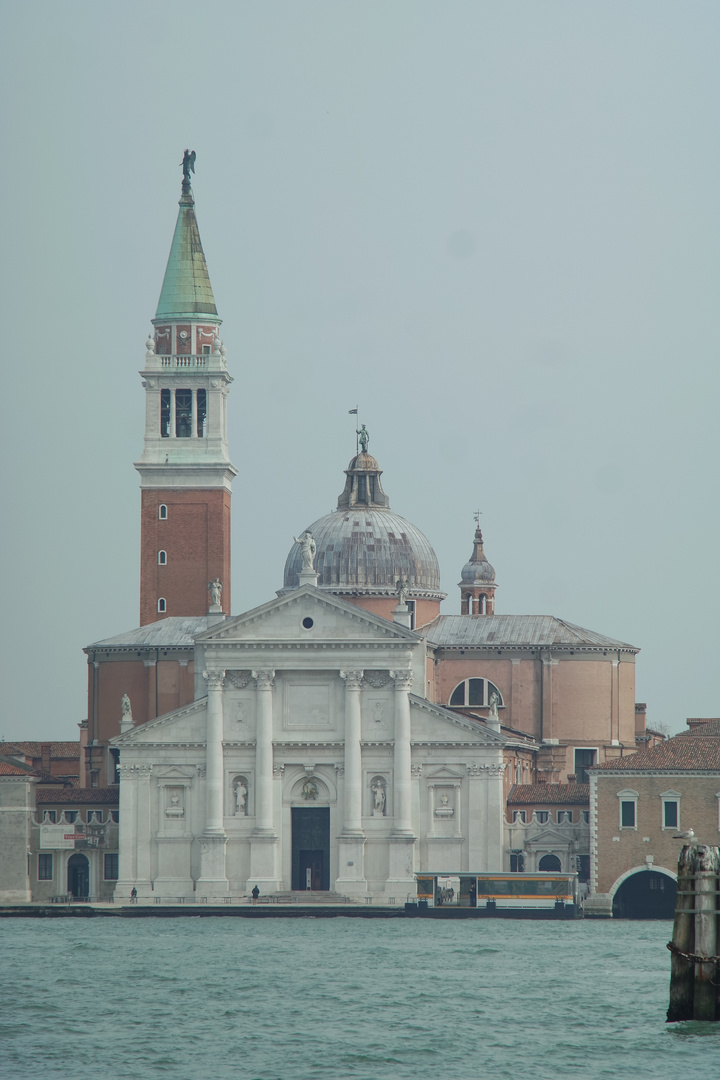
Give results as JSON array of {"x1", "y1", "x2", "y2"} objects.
[{"x1": 282, "y1": 452, "x2": 443, "y2": 599}]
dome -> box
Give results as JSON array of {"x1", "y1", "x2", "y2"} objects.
[
  {"x1": 284, "y1": 507, "x2": 442, "y2": 597},
  {"x1": 459, "y1": 527, "x2": 496, "y2": 585},
  {"x1": 282, "y1": 446, "x2": 444, "y2": 600}
]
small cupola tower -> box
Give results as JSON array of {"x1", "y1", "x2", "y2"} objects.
[
  {"x1": 459, "y1": 516, "x2": 497, "y2": 615},
  {"x1": 134, "y1": 152, "x2": 237, "y2": 625}
]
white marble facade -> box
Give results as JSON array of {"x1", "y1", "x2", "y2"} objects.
[{"x1": 113, "y1": 586, "x2": 505, "y2": 902}]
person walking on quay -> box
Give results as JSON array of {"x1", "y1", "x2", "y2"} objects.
[{"x1": 251, "y1": 885, "x2": 260, "y2": 905}]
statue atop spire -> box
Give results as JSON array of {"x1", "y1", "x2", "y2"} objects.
[{"x1": 181, "y1": 149, "x2": 196, "y2": 196}]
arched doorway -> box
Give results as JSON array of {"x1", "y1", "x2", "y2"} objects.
[
  {"x1": 67, "y1": 853, "x2": 90, "y2": 899},
  {"x1": 539, "y1": 854, "x2": 562, "y2": 872},
  {"x1": 612, "y1": 870, "x2": 676, "y2": 919}
]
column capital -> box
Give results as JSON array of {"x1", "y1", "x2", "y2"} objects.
[
  {"x1": 203, "y1": 669, "x2": 225, "y2": 690},
  {"x1": 391, "y1": 670, "x2": 414, "y2": 690},
  {"x1": 252, "y1": 669, "x2": 275, "y2": 690},
  {"x1": 340, "y1": 669, "x2": 364, "y2": 690}
]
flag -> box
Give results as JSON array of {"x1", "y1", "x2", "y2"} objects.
[{"x1": 348, "y1": 408, "x2": 358, "y2": 414}]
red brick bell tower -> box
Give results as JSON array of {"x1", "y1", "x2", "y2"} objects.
[{"x1": 134, "y1": 153, "x2": 236, "y2": 625}]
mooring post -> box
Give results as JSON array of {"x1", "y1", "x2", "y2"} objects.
[
  {"x1": 667, "y1": 844, "x2": 720, "y2": 1023},
  {"x1": 667, "y1": 845, "x2": 695, "y2": 1022},
  {"x1": 693, "y1": 846, "x2": 719, "y2": 1022}
]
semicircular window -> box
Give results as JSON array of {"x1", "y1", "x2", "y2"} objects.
[{"x1": 448, "y1": 678, "x2": 503, "y2": 709}]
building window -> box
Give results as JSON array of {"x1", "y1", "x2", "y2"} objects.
[
  {"x1": 583, "y1": 810, "x2": 590, "y2": 824},
  {"x1": 660, "y1": 791, "x2": 681, "y2": 830},
  {"x1": 158, "y1": 550, "x2": 167, "y2": 565},
  {"x1": 160, "y1": 389, "x2": 171, "y2": 437},
  {"x1": 201, "y1": 344, "x2": 211, "y2": 355},
  {"x1": 157, "y1": 598, "x2": 166, "y2": 613},
  {"x1": 535, "y1": 811, "x2": 549, "y2": 824},
  {"x1": 38, "y1": 854, "x2": 53, "y2": 880},
  {"x1": 197, "y1": 389, "x2": 207, "y2": 437},
  {"x1": 557, "y1": 810, "x2": 572, "y2": 824},
  {"x1": 175, "y1": 389, "x2": 192, "y2": 437},
  {"x1": 406, "y1": 599, "x2": 416, "y2": 630},
  {"x1": 64, "y1": 811, "x2": 78, "y2": 823},
  {"x1": 111, "y1": 811, "x2": 119, "y2": 823},
  {"x1": 158, "y1": 505, "x2": 168, "y2": 520},
  {"x1": 449, "y1": 678, "x2": 503, "y2": 710},
  {"x1": 574, "y1": 748, "x2": 597, "y2": 784},
  {"x1": 618, "y1": 789, "x2": 638, "y2": 829},
  {"x1": 44, "y1": 811, "x2": 57, "y2": 823},
  {"x1": 104, "y1": 853, "x2": 119, "y2": 880},
  {"x1": 110, "y1": 749, "x2": 120, "y2": 786},
  {"x1": 510, "y1": 852, "x2": 525, "y2": 872},
  {"x1": 513, "y1": 810, "x2": 526, "y2": 823}
]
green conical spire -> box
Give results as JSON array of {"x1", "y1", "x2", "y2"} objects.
[{"x1": 154, "y1": 182, "x2": 219, "y2": 321}]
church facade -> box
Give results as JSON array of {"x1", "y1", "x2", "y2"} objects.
[{"x1": 83, "y1": 158, "x2": 650, "y2": 903}]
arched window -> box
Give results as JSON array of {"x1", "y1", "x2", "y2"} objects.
[
  {"x1": 539, "y1": 853, "x2": 562, "y2": 872},
  {"x1": 157, "y1": 598, "x2": 166, "y2": 613},
  {"x1": 158, "y1": 505, "x2": 168, "y2": 520},
  {"x1": 158, "y1": 550, "x2": 167, "y2": 565},
  {"x1": 448, "y1": 678, "x2": 503, "y2": 709}
]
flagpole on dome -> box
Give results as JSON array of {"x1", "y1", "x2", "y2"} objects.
[{"x1": 349, "y1": 406, "x2": 359, "y2": 454}]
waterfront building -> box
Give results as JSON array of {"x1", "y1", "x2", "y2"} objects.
[{"x1": 590, "y1": 718, "x2": 720, "y2": 917}]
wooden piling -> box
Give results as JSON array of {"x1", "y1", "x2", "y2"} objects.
[
  {"x1": 667, "y1": 845, "x2": 695, "y2": 1023},
  {"x1": 693, "y1": 847, "x2": 720, "y2": 1021},
  {"x1": 667, "y1": 845, "x2": 720, "y2": 1023}
]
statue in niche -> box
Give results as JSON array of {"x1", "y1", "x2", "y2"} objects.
[
  {"x1": 301, "y1": 778, "x2": 319, "y2": 801},
  {"x1": 165, "y1": 790, "x2": 184, "y2": 817},
  {"x1": 435, "y1": 791, "x2": 454, "y2": 817},
  {"x1": 371, "y1": 778, "x2": 386, "y2": 816},
  {"x1": 489, "y1": 690, "x2": 500, "y2": 721},
  {"x1": 209, "y1": 578, "x2": 223, "y2": 607},
  {"x1": 234, "y1": 778, "x2": 248, "y2": 815},
  {"x1": 395, "y1": 577, "x2": 409, "y2": 605},
  {"x1": 293, "y1": 532, "x2": 317, "y2": 572},
  {"x1": 121, "y1": 694, "x2": 132, "y2": 721}
]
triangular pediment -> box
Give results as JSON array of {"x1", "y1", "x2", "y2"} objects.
[
  {"x1": 154, "y1": 765, "x2": 195, "y2": 782},
  {"x1": 409, "y1": 695, "x2": 507, "y2": 746},
  {"x1": 425, "y1": 765, "x2": 466, "y2": 780},
  {"x1": 196, "y1": 585, "x2": 419, "y2": 646},
  {"x1": 524, "y1": 827, "x2": 579, "y2": 847},
  {"x1": 112, "y1": 698, "x2": 208, "y2": 746}
]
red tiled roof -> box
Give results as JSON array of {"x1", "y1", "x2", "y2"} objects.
[
  {"x1": 508, "y1": 783, "x2": 589, "y2": 805},
  {"x1": 2, "y1": 741, "x2": 80, "y2": 759},
  {"x1": 594, "y1": 737, "x2": 720, "y2": 772},
  {"x1": 36, "y1": 787, "x2": 119, "y2": 805},
  {"x1": 0, "y1": 761, "x2": 38, "y2": 776},
  {"x1": 679, "y1": 719, "x2": 720, "y2": 737}
]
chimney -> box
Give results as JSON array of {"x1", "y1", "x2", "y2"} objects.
[{"x1": 40, "y1": 743, "x2": 51, "y2": 775}]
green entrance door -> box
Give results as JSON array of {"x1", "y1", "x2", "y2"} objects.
[{"x1": 292, "y1": 807, "x2": 330, "y2": 890}]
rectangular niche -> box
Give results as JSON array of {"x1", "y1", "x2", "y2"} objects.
[{"x1": 283, "y1": 679, "x2": 333, "y2": 731}]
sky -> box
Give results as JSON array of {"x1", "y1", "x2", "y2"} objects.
[{"x1": 0, "y1": 1, "x2": 718, "y2": 742}]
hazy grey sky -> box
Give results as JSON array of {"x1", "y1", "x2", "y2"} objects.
[{"x1": 1, "y1": 1, "x2": 718, "y2": 741}]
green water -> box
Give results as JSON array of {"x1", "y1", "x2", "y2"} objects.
[{"x1": 1, "y1": 917, "x2": 718, "y2": 1079}]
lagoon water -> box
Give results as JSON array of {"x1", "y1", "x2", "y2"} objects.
[{"x1": 1, "y1": 916, "x2": 718, "y2": 1080}]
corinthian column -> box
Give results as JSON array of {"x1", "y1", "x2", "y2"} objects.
[
  {"x1": 340, "y1": 670, "x2": 364, "y2": 834},
  {"x1": 391, "y1": 670, "x2": 414, "y2": 836},
  {"x1": 202, "y1": 670, "x2": 226, "y2": 835},
  {"x1": 252, "y1": 670, "x2": 275, "y2": 834}
]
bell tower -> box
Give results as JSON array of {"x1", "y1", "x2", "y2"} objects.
[
  {"x1": 135, "y1": 153, "x2": 236, "y2": 625},
  {"x1": 458, "y1": 517, "x2": 497, "y2": 615}
]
